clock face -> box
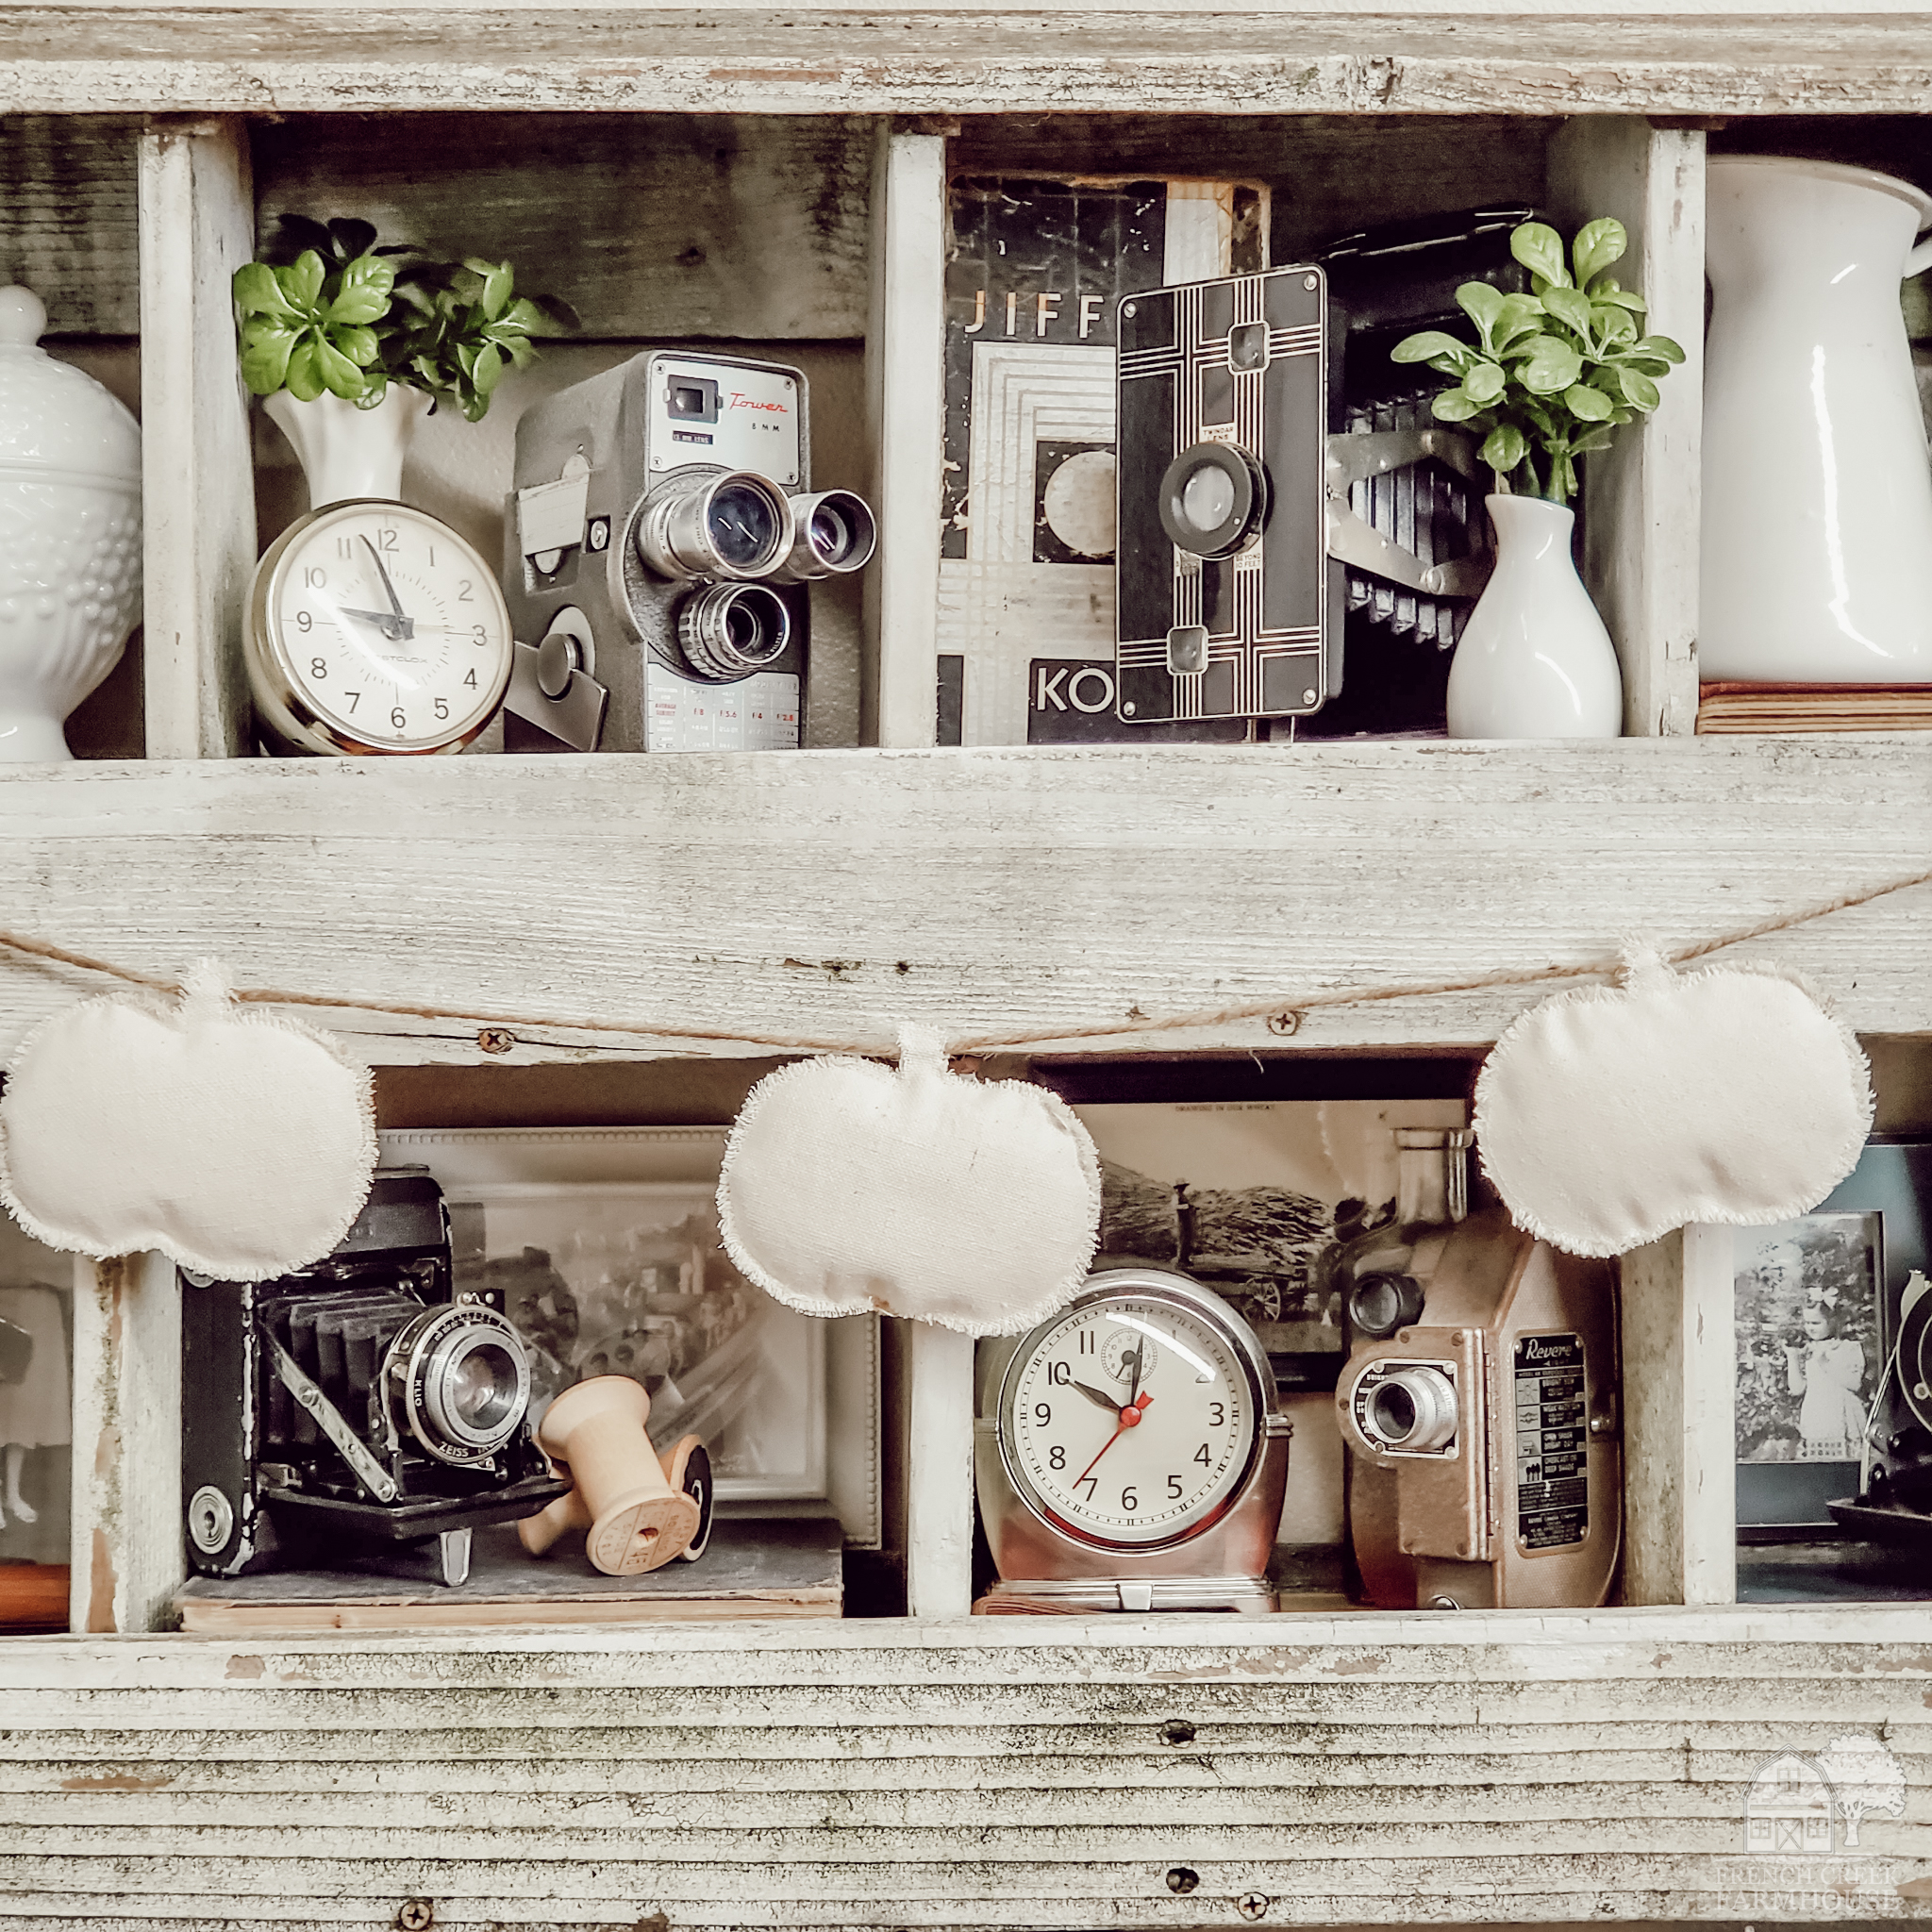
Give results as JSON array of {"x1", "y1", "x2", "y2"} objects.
[
  {"x1": 251, "y1": 499, "x2": 513, "y2": 754},
  {"x1": 999, "y1": 1287, "x2": 1262, "y2": 1551}
]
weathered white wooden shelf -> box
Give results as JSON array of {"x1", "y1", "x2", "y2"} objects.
[{"x1": 0, "y1": 740, "x2": 1925, "y2": 1065}]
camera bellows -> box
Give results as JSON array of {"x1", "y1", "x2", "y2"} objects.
[{"x1": 525, "y1": 1376, "x2": 702, "y2": 1575}]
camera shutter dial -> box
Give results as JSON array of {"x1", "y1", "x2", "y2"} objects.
[{"x1": 1158, "y1": 441, "x2": 1267, "y2": 560}]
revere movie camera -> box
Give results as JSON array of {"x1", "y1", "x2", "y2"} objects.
[
  {"x1": 181, "y1": 1170, "x2": 567, "y2": 1587},
  {"x1": 504, "y1": 352, "x2": 874, "y2": 753},
  {"x1": 1115, "y1": 261, "x2": 1490, "y2": 730}
]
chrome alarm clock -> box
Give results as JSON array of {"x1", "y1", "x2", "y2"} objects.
[
  {"x1": 974, "y1": 1268, "x2": 1291, "y2": 1614},
  {"x1": 246, "y1": 498, "x2": 514, "y2": 755}
]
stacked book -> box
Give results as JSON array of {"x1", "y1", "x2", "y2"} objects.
[{"x1": 1696, "y1": 682, "x2": 1932, "y2": 734}]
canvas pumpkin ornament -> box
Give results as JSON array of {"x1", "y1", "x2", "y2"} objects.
[
  {"x1": 1474, "y1": 949, "x2": 1873, "y2": 1257},
  {"x1": 0, "y1": 963, "x2": 376, "y2": 1281},
  {"x1": 717, "y1": 1026, "x2": 1102, "y2": 1335}
]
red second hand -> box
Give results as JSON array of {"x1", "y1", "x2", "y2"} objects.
[{"x1": 1075, "y1": 1391, "x2": 1154, "y2": 1487}]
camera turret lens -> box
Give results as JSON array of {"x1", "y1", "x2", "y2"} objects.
[
  {"x1": 635, "y1": 470, "x2": 793, "y2": 581},
  {"x1": 774, "y1": 489, "x2": 878, "y2": 582},
  {"x1": 676, "y1": 581, "x2": 792, "y2": 681}
]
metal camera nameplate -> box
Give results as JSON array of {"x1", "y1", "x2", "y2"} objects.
[{"x1": 646, "y1": 360, "x2": 801, "y2": 482}]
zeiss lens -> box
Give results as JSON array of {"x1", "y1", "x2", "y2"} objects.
[
  {"x1": 677, "y1": 581, "x2": 792, "y2": 680},
  {"x1": 387, "y1": 1305, "x2": 532, "y2": 1464},
  {"x1": 774, "y1": 489, "x2": 878, "y2": 582},
  {"x1": 636, "y1": 471, "x2": 793, "y2": 581}
]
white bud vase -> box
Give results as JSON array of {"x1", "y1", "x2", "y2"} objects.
[
  {"x1": 1445, "y1": 493, "x2": 1623, "y2": 740},
  {"x1": 263, "y1": 385, "x2": 431, "y2": 508}
]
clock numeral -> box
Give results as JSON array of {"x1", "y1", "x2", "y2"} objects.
[
  {"x1": 1208, "y1": 1402, "x2": 1225, "y2": 1426},
  {"x1": 1193, "y1": 1443, "x2": 1210, "y2": 1466},
  {"x1": 344, "y1": 691, "x2": 360, "y2": 712},
  {"x1": 1078, "y1": 1330, "x2": 1095, "y2": 1354},
  {"x1": 471, "y1": 625, "x2": 487, "y2": 642},
  {"x1": 1075, "y1": 1476, "x2": 1096, "y2": 1500},
  {"x1": 1121, "y1": 1486, "x2": 1138, "y2": 1512},
  {"x1": 434, "y1": 697, "x2": 449, "y2": 721},
  {"x1": 427, "y1": 544, "x2": 437, "y2": 567},
  {"x1": 304, "y1": 566, "x2": 326, "y2": 588},
  {"x1": 391, "y1": 706, "x2": 407, "y2": 730},
  {"x1": 295, "y1": 610, "x2": 312, "y2": 633},
  {"x1": 463, "y1": 669, "x2": 478, "y2": 689},
  {"x1": 1048, "y1": 1360, "x2": 1070, "y2": 1386},
  {"x1": 309, "y1": 658, "x2": 327, "y2": 681},
  {"x1": 336, "y1": 538, "x2": 354, "y2": 558},
  {"x1": 1033, "y1": 1402, "x2": 1050, "y2": 1426},
  {"x1": 1167, "y1": 1474, "x2": 1184, "y2": 1499},
  {"x1": 375, "y1": 526, "x2": 398, "y2": 552},
  {"x1": 1048, "y1": 1444, "x2": 1065, "y2": 1471},
  {"x1": 458, "y1": 578, "x2": 475, "y2": 602}
]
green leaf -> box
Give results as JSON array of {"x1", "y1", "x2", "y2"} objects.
[
  {"x1": 1541, "y1": 284, "x2": 1593, "y2": 338},
  {"x1": 1563, "y1": 382, "x2": 1615, "y2": 422},
  {"x1": 327, "y1": 255, "x2": 395, "y2": 325},
  {"x1": 233, "y1": 262, "x2": 298, "y2": 320},
  {"x1": 1618, "y1": 365, "x2": 1661, "y2": 411},
  {"x1": 1491, "y1": 291, "x2": 1546, "y2": 351},
  {"x1": 238, "y1": 322, "x2": 299, "y2": 393},
  {"x1": 353, "y1": 373, "x2": 390, "y2": 409},
  {"x1": 283, "y1": 338, "x2": 327, "y2": 403},
  {"x1": 1591, "y1": 285, "x2": 1648, "y2": 314},
  {"x1": 1510, "y1": 222, "x2": 1570, "y2": 289},
  {"x1": 1392, "y1": 328, "x2": 1474, "y2": 366},
  {"x1": 1519, "y1": 336, "x2": 1584, "y2": 394},
  {"x1": 472, "y1": 341, "x2": 506, "y2": 394},
  {"x1": 332, "y1": 324, "x2": 379, "y2": 366},
  {"x1": 1633, "y1": 333, "x2": 1686, "y2": 365},
  {"x1": 1595, "y1": 308, "x2": 1639, "y2": 347},
  {"x1": 313, "y1": 334, "x2": 368, "y2": 400},
  {"x1": 477, "y1": 260, "x2": 514, "y2": 323},
  {"x1": 1571, "y1": 217, "x2": 1627, "y2": 288},
  {"x1": 1479, "y1": 423, "x2": 1528, "y2": 474},
  {"x1": 1430, "y1": 390, "x2": 1484, "y2": 424},
  {"x1": 1571, "y1": 427, "x2": 1617, "y2": 456},
  {"x1": 1455, "y1": 280, "x2": 1506, "y2": 350},
  {"x1": 282, "y1": 249, "x2": 326, "y2": 311},
  {"x1": 1461, "y1": 360, "x2": 1507, "y2": 405}
]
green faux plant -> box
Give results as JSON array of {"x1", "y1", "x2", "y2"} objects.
[
  {"x1": 1391, "y1": 217, "x2": 1685, "y2": 506},
  {"x1": 232, "y1": 215, "x2": 575, "y2": 423}
]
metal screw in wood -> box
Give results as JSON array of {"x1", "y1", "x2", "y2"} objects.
[
  {"x1": 1236, "y1": 1893, "x2": 1270, "y2": 1921},
  {"x1": 395, "y1": 1902, "x2": 434, "y2": 1931}
]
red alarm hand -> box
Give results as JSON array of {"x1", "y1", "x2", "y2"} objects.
[{"x1": 1076, "y1": 1391, "x2": 1154, "y2": 1487}]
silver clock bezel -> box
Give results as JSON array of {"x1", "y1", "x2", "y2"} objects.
[
  {"x1": 246, "y1": 496, "x2": 515, "y2": 757},
  {"x1": 994, "y1": 1267, "x2": 1275, "y2": 1555}
]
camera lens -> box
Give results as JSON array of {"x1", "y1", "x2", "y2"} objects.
[
  {"x1": 773, "y1": 489, "x2": 878, "y2": 582},
  {"x1": 387, "y1": 1305, "x2": 532, "y2": 1465},
  {"x1": 677, "y1": 581, "x2": 792, "y2": 680},
  {"x1": 1347, "y1": 1273, "x2": 1425, "y2": 1341},
  {"x1": 1158, "y1": 441, "x2": 1266, "y2": 559},
  {"x1": 1358, "y1": 1365, "x2": 1457, "y2": 1454},
  {"x1": 635, "y1": 470, "x2": 793, "y2": 581}
]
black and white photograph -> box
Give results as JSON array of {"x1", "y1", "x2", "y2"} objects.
[{"x1": 0, "y1": 1213, "x2": 73, "y2": 1614}]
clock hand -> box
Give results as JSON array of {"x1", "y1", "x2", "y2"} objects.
[
  {"x1": 1125, "y1": 1343, "x2": 1145, "y2": 1408},
  {"x1": 1069, "y1": 1377, "x2": 1120, "y2": 1413},
  {"x1": 360, "y1": 536, "x2": 415, "y2": 641},
  {"x1": 1074, "y1": 1391, "x2": 1154, "y2": 1487}
]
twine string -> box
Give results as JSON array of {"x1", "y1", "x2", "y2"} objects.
[{"x1": 1, "y1": 861, "x2": 1926, "y2": 1058}]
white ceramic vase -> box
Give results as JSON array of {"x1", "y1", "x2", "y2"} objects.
[
  {"x1": 264, "y1": 384, "x2": 431, "y2": 508},
  {"x1": 0, "y1": 285, "x2": 142, "y2": 762},
  {"x1": 1700, "y1": 156, "x2": 1932, "y2": 682},
  {"x1": 1445, "y1": 494, "x2": 1623, "y2": 740}
]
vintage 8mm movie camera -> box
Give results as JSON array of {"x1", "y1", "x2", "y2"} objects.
[
  {"x1": 504, "y1": 352, "x2": 874, "y2": 753},
  {"x1": 182, "y1": 1170, "x2": 567, "y2": 1587},
  {"x1": 1336, "y1": 1197, "x2": 1622, "y2": 1611}
]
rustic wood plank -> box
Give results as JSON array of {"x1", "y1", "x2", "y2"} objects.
[
  {"x1": 7, "y1": 13, "x2": 1932, "y2": 116},
  {"x1": 0, "y1": 743, "x2": 1924, "y2": 1065},
  {"x1": 64, "y1": 1254, "x2": 180, "y2": 1638},
  {"x1": 137, "y1": 115, "x2": 254, "y2": 758},
  {"x1": 0, "y1": 114, "x2": 139, "y2": 336},
  {"x1": 252, "y1": 114, "x2": 873, "y2": 341}
]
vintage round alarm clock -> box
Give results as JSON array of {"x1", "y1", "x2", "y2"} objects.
[
  {"x1": 974, "y1": 1268, "x2": 1291, "y2": 1614},
  {"x1": 246, "y1": 498, "x2": 513, "y2": 755}
]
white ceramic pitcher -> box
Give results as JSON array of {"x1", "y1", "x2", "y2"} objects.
[{"x1": 1701, "y1": 156, "x2": 1932, "y2": 683}]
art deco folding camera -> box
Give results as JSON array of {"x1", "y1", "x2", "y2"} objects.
[
  {"x1": 503, "y1": 351, "x2": 874, "y2": 753},
  {"x1": 1334, "y1": 1191, "x2": 1622, "y2": 1611},
  {"x1": 181, "y1": 1170, "x2": 568, "y2": 1587}
]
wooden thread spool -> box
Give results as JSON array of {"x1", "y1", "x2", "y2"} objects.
[
  {"x1": 520, "y1": 1428, "x2": 713, "y2": 1567},
  {"x1": 523, "y1": 1375, "x2": 701, "y2": 1575}
]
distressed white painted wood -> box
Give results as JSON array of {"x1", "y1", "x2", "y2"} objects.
[
  {"x1": 138, "y1": 115, "x2": 254, "y2": 759},
  {"x1": 0, "y1": 744, "x2": 1922, "y2": 1066},
  {"x1": 862, "y1": 125, "x2": 945, "y2": 750},
  {"x1": 4, "y1": 1612, "x2": 1931, "y2": 1925},
  {"x1": 1618, "y1": 1225, "x2": 1737, "y2": 1608},
  {"x1": 65, "y1": 1251, "x2": 181, "y2": 1636},
  {"x1": 8, "y1": 15, "x2": 1932, "y2": 115},
  {"x1": 906, "y1": 1324, "x2": 974, "y2": 1618},
  {"x1": 1549, "y1": 119, "x2": 1705, "y2": 739}
]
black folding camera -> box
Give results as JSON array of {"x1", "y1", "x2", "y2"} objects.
[
  {"x1": 502, "y1": 350, "x2": 874, "y2": 753},
  {"x1": 181, "y1": 1170, "x2": 568, "y2": 1586}
]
